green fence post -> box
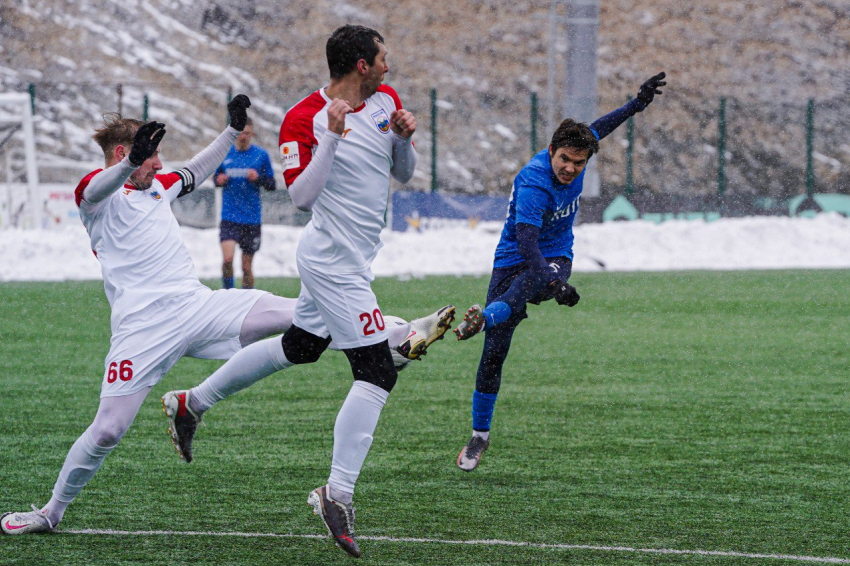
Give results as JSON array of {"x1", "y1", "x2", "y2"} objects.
[
  {"x1": 430, "y1": 88, "x2": 438, "y2": 193},
  {"x1": 28, "y1": 83, "x2": 35, "y2": 115},
  {"x1": 718, "y1": 97, "x2": 726, "y2": 197},
  {"x1": 625, "y1": 95, "x2": 634, "y2": 196},
  {"x1": 226, "y1": 87, "x2": 233, "y2": 126},
  {"x1": 530, "y1": 92, "x2": 538, "y2": 158},
  {"x1": 143, "y1": 94, "x2": 149, "y2": 121},
  {"x1": 806, "y1": 98, "x2": 815, "y2": 198}
]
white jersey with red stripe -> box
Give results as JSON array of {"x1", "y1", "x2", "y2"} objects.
[
  {"x1": 279, "y1": 84, "x2": 402, "y2": 273},
  {"x1": 75, "y1": 169, "x2": 206, "y2": 327}
]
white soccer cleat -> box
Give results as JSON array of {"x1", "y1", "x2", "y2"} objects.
[
  {"x1": 396, "y1": 305, "x2": 456, "y2": 361},
  {"x1": 1, "y1": 505, "x2": 54, "y2": 535},
  {"x1": 383, "y1": 316, "x2": 412, "y2": 371}
]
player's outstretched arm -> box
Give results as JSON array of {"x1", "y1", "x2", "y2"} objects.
[
  {"x1": 389, "y1": 109, "x2": 417, "y2": 184},
  {"x1": 83, "y1": 121, "x2": 166, "y2": 205},
  {"x1": 180, "y1": 95, "x2": 252, "y2": 193},
  {"x1": 590, "y1": 72, "x2": 667, "y2": 140}
]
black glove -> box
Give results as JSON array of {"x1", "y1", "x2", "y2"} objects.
[
  {"x1": 228, "y1": 94, "x2": 251, "y2": 131},
  {"x1": 128, "y1": 121, "x2": 166, "y2": 166},
  {"x1": 553, "y1": 280, "x2": 580, "y2": 307},
  {"x1": 635, "y1": 72, "x2": 666, "y2": 110}
]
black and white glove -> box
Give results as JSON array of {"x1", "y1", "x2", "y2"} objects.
[
  {"x1": 128, "y1": 121, "x2": 166, "y2": 166},
  {"x1": 634, "y1": 72, "x2": 666, "y2": 111},
  {"x1": 553, "y1": 280, "x2": 580, "y2": 307},
  {"x1": 228, "y1": 94, "x2": 251, "y2": 131}
]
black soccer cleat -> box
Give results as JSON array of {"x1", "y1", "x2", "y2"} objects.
[
  {"x1": 308, "y1": 485, "x2": 361, "y2": 558},
  {"x1": 161, "y1": 390, "x2": 202, "y2": 463}
]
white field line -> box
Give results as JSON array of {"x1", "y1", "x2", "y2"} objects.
[{"x1": 63, "y1": 530, "x2": 850, "y2": 564}]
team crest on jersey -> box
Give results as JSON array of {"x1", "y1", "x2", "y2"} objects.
[
  {"x1": 149, "y1": 189, "x2": 162, "y2": 201},
  {"x1": 371, "y1": 109, "x2": 391, "y2": 134}
]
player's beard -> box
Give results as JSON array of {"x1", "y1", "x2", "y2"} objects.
[
  {"x1": 128, "y1": 171, "x2": 155, "y2": 190},
  {"x1": 361, "y1": 70, "x2": 383, "y2": 100}
]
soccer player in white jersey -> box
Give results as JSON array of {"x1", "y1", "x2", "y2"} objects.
[
  {"x1": 0, "y1": 95, "x2": 450, "y2": 539},
  {"x1": 275, "y1": 25, "x2": 425, "y2": 558},
  {"x1": 0, "y1": 97, "x2": 276, "y2": 535}
]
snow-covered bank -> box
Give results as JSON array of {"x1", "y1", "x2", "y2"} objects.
[{"x1": 4, "y1": 214, "x2": 849, "y2": 282}]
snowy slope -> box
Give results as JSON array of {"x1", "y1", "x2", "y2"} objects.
[{"x1": 3, "y1": 0, "x2": 850, "y2": 194}]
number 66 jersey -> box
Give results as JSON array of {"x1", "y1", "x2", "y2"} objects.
[{"x1": 75, "y1": 168, "x2": 206, "y2": 329}]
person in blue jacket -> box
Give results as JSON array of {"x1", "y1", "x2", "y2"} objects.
[
  {"x1": 214, "y1": 117, "x2": 276, "y2": 289},
  {"x1": 453, "y1": 72, "x2": 667, "y2": 471}
]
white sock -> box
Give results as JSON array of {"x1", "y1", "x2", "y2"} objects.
[
  {"x1": 327, "y1": 381, "x2": 389, "y2": 498},
  {"x1": 43, "y1": 428, "x2": 114, "y2": 526},
  {"x1": 473, "y1": 430, "x2": 490, "y2": 441},
  {"x1": 328, "y1": 321, "x2": 410, "y2": 352},
  {"x1": 329, "y1": 486, "x2": 353, "y2": 505},
  {"x1": 386, "y1": 322, "x2": 410, "y2": 350},
  {"x1": 190, "y1": 337, "x2": 293, "y2": 414}
]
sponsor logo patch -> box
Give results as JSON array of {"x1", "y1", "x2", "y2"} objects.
[
  {"x1": 280, "y1": 141, "x2": 300, "y2": 171},
  {"x1": 149, "y1": 189, "x2": 162, "y2": 201},
  {"x1": 371, "y1": 109, "x2": 391, "y2": 134}
]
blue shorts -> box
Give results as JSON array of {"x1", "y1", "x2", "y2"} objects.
[{"x1": 220, "y1": 220, "x2": 261, "y2": 255}]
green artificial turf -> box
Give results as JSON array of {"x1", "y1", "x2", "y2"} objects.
[{"x1": 1, "y1": 270, "x2": 848, "y2": 565}]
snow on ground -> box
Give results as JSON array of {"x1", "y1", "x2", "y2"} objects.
[{"x1": 3, "y1": 214, "x2": 850, "y2": 282}]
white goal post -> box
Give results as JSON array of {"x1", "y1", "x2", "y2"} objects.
[{"x1": 0, "y1": 92, "x2": 40, "y2": 229}]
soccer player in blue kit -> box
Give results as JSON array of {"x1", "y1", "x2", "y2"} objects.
[
  {"x1": 453, "y1": 72, "x2": 667, "y2": 471},
  {"x1": 214, "y1": 117, "x2": 276, "y2": 289}
]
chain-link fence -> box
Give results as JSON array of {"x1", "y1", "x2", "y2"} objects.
[{"x1": 4, "y1": 79, "x2": 848, "y2": 229}]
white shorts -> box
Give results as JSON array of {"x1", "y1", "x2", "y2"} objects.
[
  {"x1": 293, "y1": 262, "x2": 388, "y2": 350},
  {"x1": 100, "y1": 287, "x2": 267, "y2": 397}
]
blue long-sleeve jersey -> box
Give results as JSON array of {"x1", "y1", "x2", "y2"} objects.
[
  {"x1": 215, "y1": 144, "x2": 275, "y2": 225},
  {"x1": 493, "y1": 99, "x2": 643, "y2": 268}
]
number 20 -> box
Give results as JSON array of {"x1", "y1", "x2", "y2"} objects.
[{"x1": 359, "y1": 309, "x2": 385, "y2": 336}]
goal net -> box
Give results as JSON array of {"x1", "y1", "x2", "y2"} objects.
[{"x1": 0, "y1": 93, "x2": 39, "y2": 229}]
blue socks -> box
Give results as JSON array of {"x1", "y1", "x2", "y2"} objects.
[
  {"x1": 471, "y1": 390, "x2": 499, "y2": 431},
  {"x1": 223, "y1": 277, "x2": 234, "y2": 289},
  {"x1": 482, "y1": 301, "x2": 511, "y2": 329}
]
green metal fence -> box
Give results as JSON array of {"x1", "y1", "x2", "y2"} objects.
[{"x1": 19, "y1": 81, "x2": 840, "y2": 203}]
